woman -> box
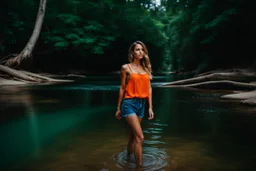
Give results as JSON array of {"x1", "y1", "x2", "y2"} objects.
[{"x1": 115, "y1": 41, "x2": 154, "y2": 167}]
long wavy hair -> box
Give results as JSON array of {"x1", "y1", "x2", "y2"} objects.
[{"x1": 128, "y1": 41, "x2": 152, "y2": 78}]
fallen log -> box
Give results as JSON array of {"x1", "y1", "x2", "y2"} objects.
[
  {"x1": 221, "y1": 90, "x2": 256, "y2": 100},
  {"x1": 21, "y1": 70, "x2": 72, "y2": 82},
  {"x1": 221, "y1": 90, "x2": 256, "y2": 106},
  {"x1": 241, "y1": 97, "x2": 256, "y2": 105},
  {"x1": 161, "y1": 80, "x2": 256, "y2": 90},
  {"x1": 161, "y1": 72, "x2": 256, "y2": 86},
  {"x1": 0, "y1": 78, "x2": 26, "y2": 85},
  {"x1": 0, "y1": 64, "x2": 73, "y2": 85},
  {"x1": 0, "y1": 64, "x2": 37, "y2": 82},
  {"x1": 197, "y1": 68, "x2": 256, "y2": 77},
  {"x1": 161, "y1": 69, "x2": 256, "y2": 106}
]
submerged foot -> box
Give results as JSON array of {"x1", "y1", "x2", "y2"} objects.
[
  {"x1": 127, "y1": 148, "x2": 134, "y2": 156},
  {"x1": 127, "y1": 151, "x2": 133, "y2": 157},
  {"x1": 136, "y1": 164, "x2": 143, "y2": 170}
]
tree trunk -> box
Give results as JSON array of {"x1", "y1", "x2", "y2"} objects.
[
  {"x1": 0, "y1": 64, "x2": 73, "y2": 83},
  {"x1": 162, "y1": 80, "x2": 256, "y2": 90},
  {"x1": 161, "y1": 72, "x2": 256, "y2": 86},
  {"x1": 161, "y1": 71, "x2": 256, "y2": 90},
  {"x1": 6, "y1": 0, "x2": 47, "y2": 66},
  {"x1": 0, "y1": 64, "x2": 36, "y2": 82}
]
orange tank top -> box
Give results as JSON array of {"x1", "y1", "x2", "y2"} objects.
[{"x1": 124, "y1": 64, "x2": 150, "y2": 99}]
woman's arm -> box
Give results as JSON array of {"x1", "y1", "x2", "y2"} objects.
[
  {"x1": 148, "y1": 80, "x2": 154, "y2": 120},
  {"x1": 116, "y1": 65, "x2": 127, "y2": 119},
  {"x1": 148, "y1": 82, "x2": 153, "y2": 110}
]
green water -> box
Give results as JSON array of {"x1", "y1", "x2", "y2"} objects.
[{"x1": 0, "y1": 75, "x2": 256, "y2": 171}]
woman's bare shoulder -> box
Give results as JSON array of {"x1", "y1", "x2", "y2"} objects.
[{"x1": 121, "y1": 63, "x2": 130, "y2": 71}]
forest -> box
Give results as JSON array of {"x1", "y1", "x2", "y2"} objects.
[
  {"x1": 1, "y1": 0, "x2": 255, "y2": 75},
  {"x1": 1, "y1": 1, "x2": 256, "y2": 170}
]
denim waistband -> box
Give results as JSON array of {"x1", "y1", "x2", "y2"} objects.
[{"x1": 123, "y1": 98, "x2": 146, "y2": 102}]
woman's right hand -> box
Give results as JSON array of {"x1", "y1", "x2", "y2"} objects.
[{"x1": 115, "y1": 109, "x2": 122, "y2": 120}]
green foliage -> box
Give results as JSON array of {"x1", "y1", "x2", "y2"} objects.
[
  {"x1": 91, "y1": 46, "x2": 104, "y2": 55},
  {"x1": 42, "y1": 14, "x2": 116, "y2": 55},
  {"x1": 84, "y1": 22, "x2": 104, "y2": 32},
  {"x1": 65, "y1": 33, "x2": 80, "y2": 40},
  {"x1": 2, "y1": 0, "x2": 253, "y2": 72},
  {"x1": 139, "y1": 16, "x2": 168, "y2": 46},
  {"x1": 190, "y1": 24, "x2": 201, "y2": 34},
  {"x1": 54, "y1": 41, "x2": 69, "y2": 50},
  {"x1": 57, "y1": 14, "x2": 81, "y2": 26},
  {"x1": 200, "y1": 32, "x2": 216, "y2": 45},
  {"x1": 205, "y1": 9, "x2": 237, "y2": 29},
  {"x1": 3, "y1": 12, "x2": 26, "y2": 44},
  {"x1": 0, "y1": 0, "x2": 38, "y2": 56},
  {"x1": 190, "y1": 2, "x2": 210, "y2": 34},
  {"x1": 165, "y1": 9, "x2": 193, "y2": 70},
  {"x1": 160, "y1": 0, "x2": 252, "y2": 71}
]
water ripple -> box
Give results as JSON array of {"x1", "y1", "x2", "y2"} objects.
[
  {"x1": 149, "y1": 123, "x2": 168, "y2": 127},
  {"x1": 113, "y1": 147, "x2": 168, "y2": 170},
  {"x1": 144, "y1": 140, "x2": 166, "y2": 145},
  {"x1": 143, "y1": 127, "x2": 163, "y2": 134},
  {"x1": 143, "y1": 130, "x2": 162, "y2": 134},
  {"x1": 151, "y1": 135, "x2": 162, "y2": 139}
]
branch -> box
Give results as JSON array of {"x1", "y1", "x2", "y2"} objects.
[
  {"x1": 161, "y1": 72, "x2": 256, "y2": 86},
  {"x1": 162, "y1": 80, "x2": 256, "y2": 90}
]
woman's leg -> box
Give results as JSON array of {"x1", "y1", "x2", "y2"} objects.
[
  {"x1": 127, "y1": 127, "x2": 134, "y2": 155},
  {"x1": 125, "y1": 115, "x2": 144, "y2": 166},
  {"x1": 127, "y1": 118, "x2": 143, "y2": 155}
]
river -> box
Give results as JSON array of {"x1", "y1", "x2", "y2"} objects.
[{"x1": 0, "y1": 75, "x2": 256, "y2": 171}]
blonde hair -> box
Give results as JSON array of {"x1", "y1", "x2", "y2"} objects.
[{"x1": 128, "y1": 41, "x2": 152, "y2": 78}]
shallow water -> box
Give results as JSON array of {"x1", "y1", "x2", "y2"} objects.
[{"x1": 0, "y1": 75, "x2": 256, "y2": 171}]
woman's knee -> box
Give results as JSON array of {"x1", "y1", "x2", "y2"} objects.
[{"x1": 134, "y1": 134, "x2": 144, "y2": 143}]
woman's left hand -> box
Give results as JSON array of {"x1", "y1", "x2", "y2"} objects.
[
  {"x1": 115, "y1": 109, "x2": 122, "y2": 120},
  {"x1": 148, "y1": 108, "x2": 154, "y2": 120}
]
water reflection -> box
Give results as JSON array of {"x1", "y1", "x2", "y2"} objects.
[
  {"x1": 113, "y1": 147, "x2": 168, "y2": 171},
  {"x1": 0, "y1": 76, "x2": 256, "y2": 171},
  {"x1": 27, "y1": 109, "x2": 41, "y2": 157}
]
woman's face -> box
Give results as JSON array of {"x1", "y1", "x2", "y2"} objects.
[{"x1": 133, "y1": 44, "x2": 144, "y2": 60}]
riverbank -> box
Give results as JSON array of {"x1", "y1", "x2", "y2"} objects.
[
  {"x1": 1, "y1": 66, "x2": 256, "y2": 107},
  {"x1": 0, "y1": 64, "x2": 78, "y2": 86},
  {"x1": 0, "y1": 64, "x2": 88, "y2": 86},
  {"x1": 221, "y1": 90, "x2": 256, "y2": 106},
  {"x1": 0, "y1": 78, "x2": 26, "y2": 85},
  {"x1": 161, "y1": 68, "x2": 256, "y2": 106},
  {"x1": 0, "y1": 73, "x2": 87, "y2": 86}
]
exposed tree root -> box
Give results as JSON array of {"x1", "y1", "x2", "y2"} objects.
[
  {"x1": 161, "y1": 70, "x2": 256, "y2": 106},
  {"x1": 0, "y1": 64, "x2": 36, "y2": 82},
  {"x1": 221, "y1": 90, "x2": 256, "y2": 99},
  {"x1": 0, "y1": 54, "x2": 19, "y2": 64},
  {"x1": 5, "y1": 53, "x2": 24, "y2": 67},
  {"x1": 162, "y1": 80, "x2": 256, "y2": 90},
  {"x1": 0, "y1": 64, "x2": 73, "y2": 85},
  {"x1": 162, "y1": 72, "x2": 256, "y2": 86},
  {"x1": 0, "y1": 78, "x2": 26, "y2": 85},
  {"x1": 6, "y1": 0, "x2": 47, "y2": 67},
  {"x1": 21, "y1": 70, "x2": 73, "y2": 82},
  {"x1": 241, "y1": 97, "x2": 256, "y2": 105},
  {"x1": 196, "y1": 68, "x2": 256, "y2": 77},
  {"x1": 221, "y1": 90, "x2": 256, "y2": 106}
]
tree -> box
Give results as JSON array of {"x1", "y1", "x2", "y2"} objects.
[
  {"x1": 6, "y1": 0, "x2": 47, "y2": 67},
  {"x1": 0, "y1": 0, "x2": 72, "y2": 85}
]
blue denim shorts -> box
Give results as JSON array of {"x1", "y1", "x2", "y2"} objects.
[{"x1": 121, "y1": 98, "x2": 146, "y2": 118}]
